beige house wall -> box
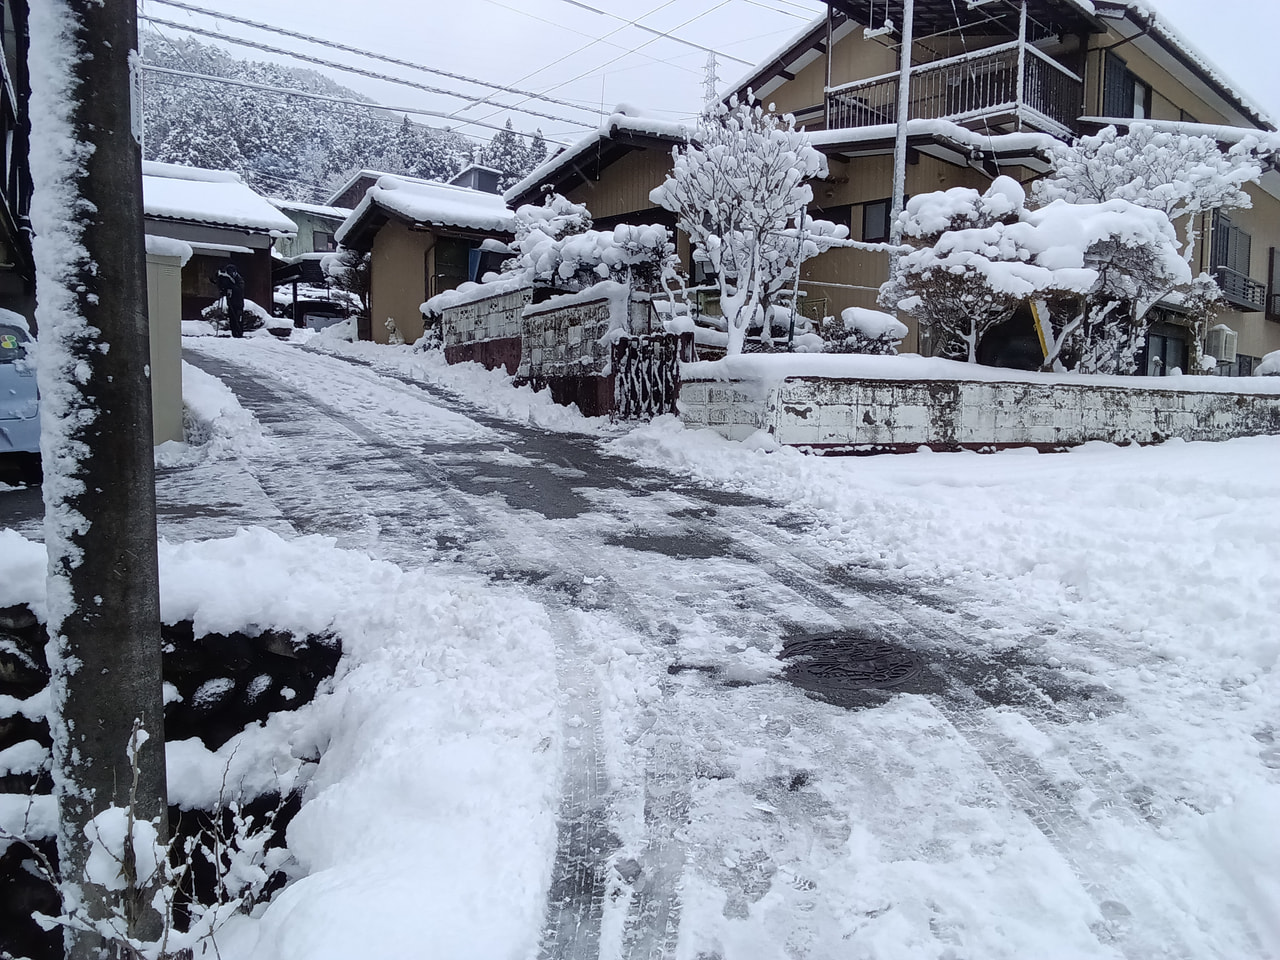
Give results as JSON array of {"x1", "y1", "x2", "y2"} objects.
[
  {"x1": 565, "y1": 148, "x2": 673, "y2": 220},
  {"x1": 1082, "y1": 37, "x2": 1233, "y2": 125},
  {"x1": 1203, "y1": 185, "x2": 1280, "y2": 363},
  {"x1": 370, "y1": 220, "x2": 434, "y2": 344},
  {"x1": 145, "y1": 253, "x2": 184, "y2": 445}
]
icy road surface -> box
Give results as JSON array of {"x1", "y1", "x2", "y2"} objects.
[{"x1": 175, "y1": 336, "x2": 1277, "y2": 960}]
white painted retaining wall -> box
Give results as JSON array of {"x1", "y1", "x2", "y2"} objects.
[{"x1": 680, "y1": 374, "x2": 1280, "y2": 450}]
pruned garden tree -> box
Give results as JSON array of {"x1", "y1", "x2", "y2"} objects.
[
  {"x1": 1032, "y1": 122, "x2": 1264, "y2": 265},
  {"x1": 879, "y1": 178, "x2": 1027, "y2": 362},
  {"x1": 880, "y1": 177, "x2": 1191, "y2": 374},
  {"x1": 1031, "y1": 123, "x2": 1265, "y2": 368},
  {"x1": 650, "y1": 95, "x2": 847, "y2": 355}
]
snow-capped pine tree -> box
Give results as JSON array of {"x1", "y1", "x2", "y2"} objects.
[
  {"x1": 650, "y1": 95, "x2": 846, "y2": 355},
  {"x1": 881, "y1": 177, "x2": 1190, "y2": 373}
]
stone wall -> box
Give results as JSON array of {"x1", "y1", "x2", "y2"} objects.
[{"x1": 679, "y1": 375, "x2": 1280, "y2": 451}]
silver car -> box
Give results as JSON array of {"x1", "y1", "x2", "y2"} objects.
[{"x1": 0, "y1": 319, "x2": 40, "y2": 480}]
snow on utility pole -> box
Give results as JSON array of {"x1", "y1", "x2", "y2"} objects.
[
  {"x1": 28, "y1": 1, "x2": 169, "y2": 954},
  {"x1": 889, "y1": 0, "x2": 914, "y2": 244}
]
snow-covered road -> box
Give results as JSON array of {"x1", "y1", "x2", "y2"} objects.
[{"x1": 167, "y1": 337, "x2": 1280, "y2": 960}]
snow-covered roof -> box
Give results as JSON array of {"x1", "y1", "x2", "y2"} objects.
[
  {"x1": 504, "y1": 109, "x2": 692, "y2": 205},
  {"x1": 142, "y1": 161, "x2": 298, "y2": 237},
  {"x1": 336, "y1": 175, "x2": 516, "y2": 245},
  {"x1": 325, "y1": 168, "x2": 437, "y2": 207},
  {"x1": 267, "y1": 197, "x2": 354, "y2": 221},
  {"x1": 809, "y1": 118, "x2": 1060, "y2": 156}
]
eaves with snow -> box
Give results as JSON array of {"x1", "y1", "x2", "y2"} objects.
[
  {"x1": 336, "y1": 175, "x2": 518, "y2": 249},
  {"x1": 142, "y1": 161, "x2": 299, "y2": 238}
]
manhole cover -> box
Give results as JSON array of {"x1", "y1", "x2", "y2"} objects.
[{"x1": 780, "y1": 634, "x2": 928, "y2": 705}]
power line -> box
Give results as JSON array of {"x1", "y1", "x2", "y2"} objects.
[
  {"x1": 546, "y1": 0, "x2": 756, "y2": 65},
  {"x1": 451, "y1": 0, "x2": 683, "y2": 126},
  {"x1": 140, "y1": 64, "x2": 575, "y2": 145},
  {"x1": 144, "y1": 0, "x2": 602, "y2": 116},
  {"x1": 465, "y1": 0, "x2": 737, "y2": 132},
  {"x1": 138, "y1": 14, "x2": 594, "y2": 131}
]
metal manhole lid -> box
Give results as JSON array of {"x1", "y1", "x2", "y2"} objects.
[{"x1": 780, "y1": 634, "x2": 926, "y2": 701}]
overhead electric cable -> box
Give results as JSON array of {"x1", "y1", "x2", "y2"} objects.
[
  {"x1": 138, "y1": 15, "x2": 594, "y2": 130},
  {"x1": 451, "y1": 0, "x2": 684, "y2": 124},
  {"x1": 145, "y1": 0, "x2": 602, "y2": 116},
  {"x1": 546, "y1": 0, "x2": 756, "y2": 65},
  {"x1": 140, "y1": 64, "x2": 576, "y2": 144},
  {"x1": 463, "y1": 0, "x2": 736, "y2": 132}
]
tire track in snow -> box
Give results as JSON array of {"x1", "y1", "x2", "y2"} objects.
[
  {"x1": 718, "y1": 517, "x2": 1255, "y2": 960},
  {"x1": 186, "y1": 344, "x2": 691, "y2": 960}
]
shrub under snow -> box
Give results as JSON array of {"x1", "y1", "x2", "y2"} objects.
[{"x1": 825, "y1": 307, "x2": 907, "y2": 355}]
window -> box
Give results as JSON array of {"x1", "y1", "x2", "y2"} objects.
[
  {"x1": 1103, "y1": 53, "x2": 1150, "y2": 119},
  {"x1": 813, "y1": 203, "x2": 852, "y2": 234},
  {"x1": 862, "y1": 198, "x2": 891, "y2": 243},
  {"x1": 313, "y1": 231, "x2": 336, "y2": 252},
  {"x1": 1211, "y1": 211, "x2": 1265, "y2": 311},
  {"x1": 1236, "y1": 354, "x2": 1259, "y2": 377},
  {"x1": 1269, "y1": 247, "x2": 1280, "y2": 321},
  {"x1": 430, "y1": 238, "x2": 471, "y2": 298}
]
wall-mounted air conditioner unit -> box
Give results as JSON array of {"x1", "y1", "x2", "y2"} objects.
[{"x1": 1205, "y1": 324, "x2": 1238, "y2": 366}]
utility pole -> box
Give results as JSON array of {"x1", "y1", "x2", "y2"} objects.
[
  {"x1": 889, "y1": 0, "x2": 915, "y2": 243},
  {"x1": 29, "y1": 1, "x2": 169, "y2": 955}
]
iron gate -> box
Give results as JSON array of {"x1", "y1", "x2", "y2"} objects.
[{"x1": 612, "y1": 333, "x2": 682, "y2": 421}]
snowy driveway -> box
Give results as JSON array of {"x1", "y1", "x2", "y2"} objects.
[{"x1": 168, "y1": 337, "x2": 1277, "y2": 960}]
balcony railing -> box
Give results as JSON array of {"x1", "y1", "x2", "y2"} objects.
[
  {"x1": 1213, "y1": 266, "x2": 1267, "y2": 312},
  {"x1": 825, "y1": 40, "x2": 1082, "y2": 138}
]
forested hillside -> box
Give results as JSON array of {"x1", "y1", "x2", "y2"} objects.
[{"x1": 140, "y1": 31, "x2": 549, "y2": 203}]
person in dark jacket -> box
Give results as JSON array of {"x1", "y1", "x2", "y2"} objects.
[{"x1": 213, "y1": 264, "x2": 247, "y2": 338}]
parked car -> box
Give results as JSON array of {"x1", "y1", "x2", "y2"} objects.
[{"x1": 0, "y1": 317, "x2": 40, "y2": 483}]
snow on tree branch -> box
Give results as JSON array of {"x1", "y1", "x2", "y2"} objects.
[{"x1": 650, "y1": 95, "x2": 847, "y2": 355}]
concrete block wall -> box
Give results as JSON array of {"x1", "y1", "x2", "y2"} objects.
[
  {"x1": 680, "y1": 375, "x2": 1280, "y2": 451},
  {"x1": 519, "y1": 296, "x2": 654, "y2": 381},
  {"x1": 439, "y1": 285, "x2": 531, "y2": 350}
]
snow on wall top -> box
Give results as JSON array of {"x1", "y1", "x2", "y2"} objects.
[
  {"x1": 337, "y1": 176, "x2": 516, "y2": 242},
  {"x1": 143, "y1": 161, "x2": 298, "y2": 237},
  {"x1": 504, "y1": 108, "x2": 693, "y2": 205}
]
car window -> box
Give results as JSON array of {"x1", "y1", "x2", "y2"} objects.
[{"x1": 0, "y1": 324, "x2": 30, "y2": 363}]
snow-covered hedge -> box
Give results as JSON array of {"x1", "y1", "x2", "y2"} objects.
[{"x1": 825, "y1": 307, "x2": 907, "y2": 355}]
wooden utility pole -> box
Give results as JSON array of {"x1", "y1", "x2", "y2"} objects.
[{"x1": 28, "y1": 1, "x2": 168, "y2": 954}]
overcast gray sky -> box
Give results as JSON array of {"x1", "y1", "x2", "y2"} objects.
[{"x1": 138, "y1": 0, "x2": 1280, "y2": 150}]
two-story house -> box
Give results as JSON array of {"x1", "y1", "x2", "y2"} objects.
[{"x1": 508, "y1": 0, "x2": 1280, "y2": 375}]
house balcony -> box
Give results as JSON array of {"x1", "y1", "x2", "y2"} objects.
[
  {"x1": 825, "y1": 40, "x2": 1083, "y2": 140},
  {"x1": 1213, "y1": 265, "x2": 1267, "y2": 313}
]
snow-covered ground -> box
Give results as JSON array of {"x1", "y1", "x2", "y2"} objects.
[{"x1": 4, "y1": 334, "x2": 1278, "y2": 959}]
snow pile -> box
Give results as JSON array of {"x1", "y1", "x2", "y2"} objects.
[
  {"x1": 0, "y1": 527, "x2": 561, "y2": 960},
  {"x1": 305, "y1": 336, "x2": 612, "y2": 434},
  {"x1": 158, "y1": 360, "x2": 268, "y2": 464},
  {"x1": 1257, "y1": 350, "x2": 1280, "y2": 376}
]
